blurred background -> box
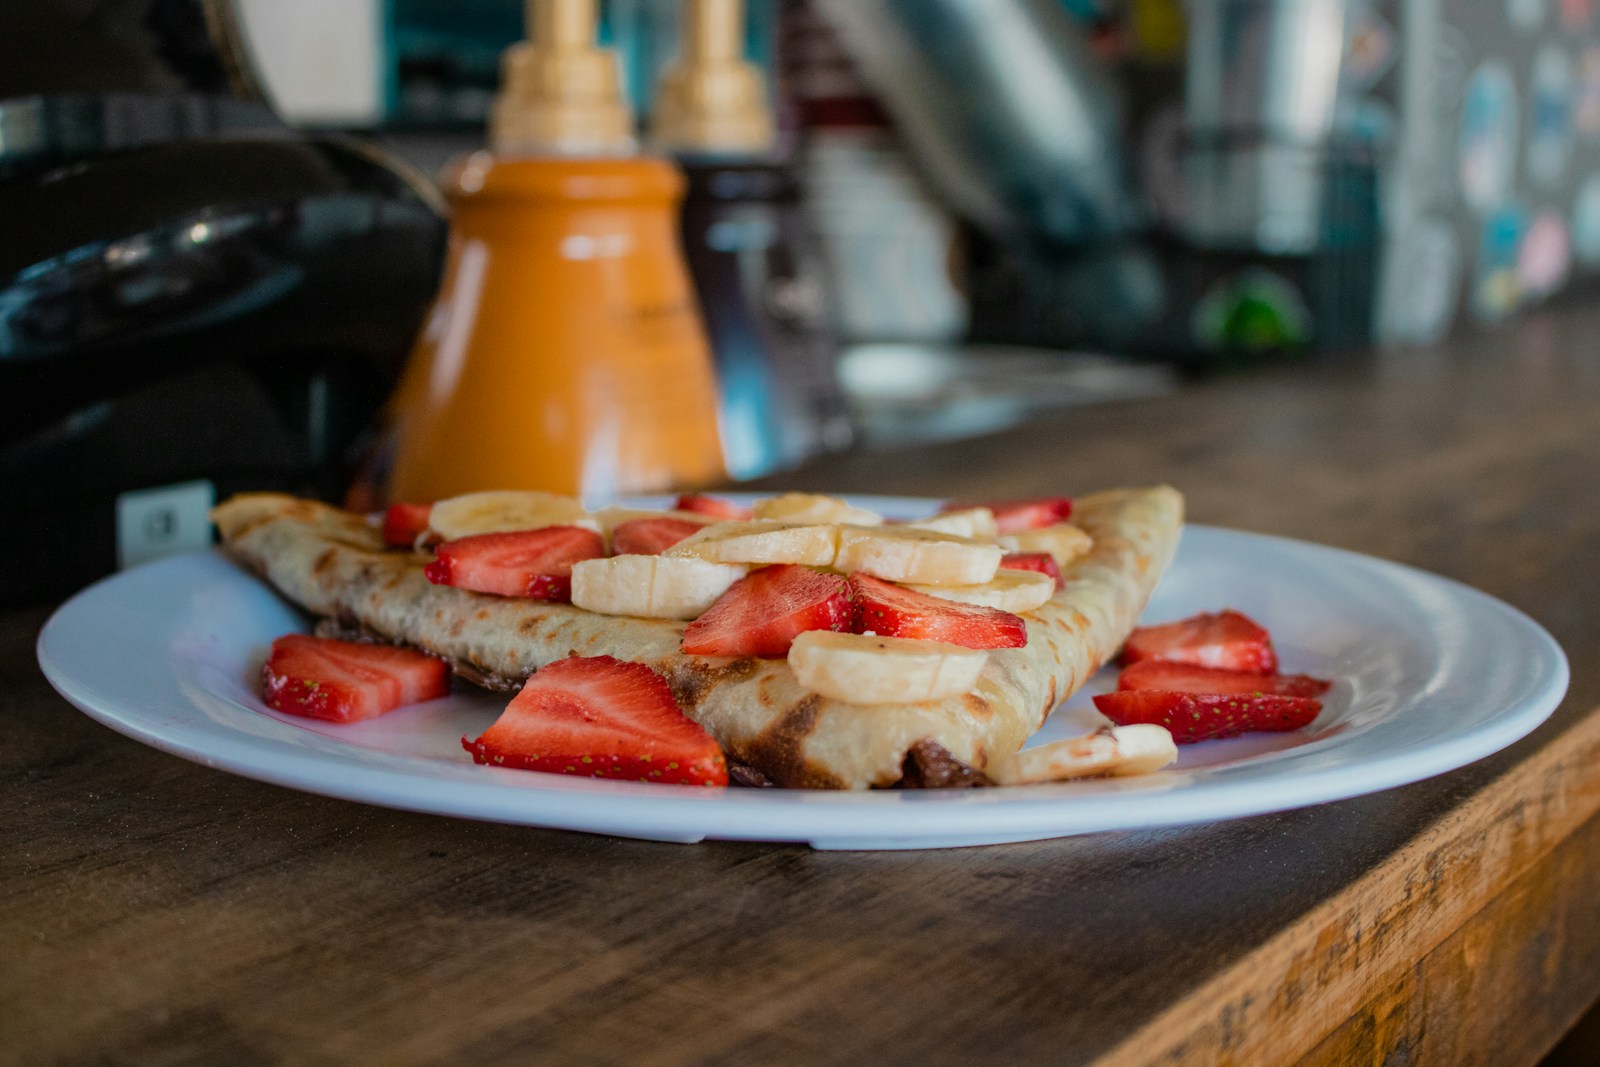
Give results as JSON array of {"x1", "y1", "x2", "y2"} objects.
[{"x1": 5, "y1": 0, "x2": 1599, "y2": 603}]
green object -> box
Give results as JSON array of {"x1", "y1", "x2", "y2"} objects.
[{"x1": 1192, "y1": 269, "x2": 1313, "y2": 359}]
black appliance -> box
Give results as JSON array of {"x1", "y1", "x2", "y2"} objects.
[{"x1": 1, "y1": 0, "x2": 448, "y2": 606}]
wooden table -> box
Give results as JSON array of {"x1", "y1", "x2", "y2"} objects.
[{"x1": 6, "y1": 306, "x2": 1600, "y2": 1066}]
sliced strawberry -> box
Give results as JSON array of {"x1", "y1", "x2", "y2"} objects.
[
  {"x1": 1102, "y1": 657, "x2": 1330, "y2": 744},
  {"x1": 943, "y1": 496, "x2": 1073, "y2": 534},
  {"x1": 382, "y1": 502, "x2": 433, "y2": 548},
  {"x1": 850, "y1": 573, "x2": 1027, "y2": 650},
  {"x1": 261, "y1": 634, "x2": 448, "y2": 723},
  {"x1": 999, "y1": 551, "x2": 1064, "y2": 590},
  {"x1": 1117, "y1": 659, "x2": 1331, "y2": 698},
  {"x1": 675, "y1": 493, "x2": 753, "y2": 521},
  {"x1": 681, "y1": 564, "x2": 853, "y2": 657},
  {"x1": 612, "y1": 517, "x2": 705, "y2": 556},
  {"x1": 424, "y1": 526, "x2": 606, "y2": 600},
  {"x1": 1094, "y1": 690, "x2": 1322, "y2": 744},
  {"x1": 462, "y1": 655, "x2": 728, "y2": 786},
  {"x1": 1122, "y1": 609, "x2": 1279, "y2": 672}
]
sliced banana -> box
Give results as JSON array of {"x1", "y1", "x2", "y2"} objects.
[
  {"x1": 906, "y1": 568, "x2": 1055, "y2": 614},
  {"x1": 998, "y1": 523, "x2": 1093, "y2": 569},
  {"x1": 991, "y1": 725, "x2": 1177, "y2": 785},
  {"x1": 788, "y1": 631, "x2": 989, "y2": 704},
  {"x1": 429, "y1": 490, "x2": 599, "y2": 540},
  {"x1": 666, "y1": 520, "x2": 841, "y2": 567},
  {"x1": 752, "y1": 492, "x2": 883, "y2": 526},
  {"x1": 570, "y1": 555, "x2": 747, "y2": 619},
  {"x1": 904, "y1": 507, "x2": 998, "y2": 540},
  {"x1": 835, "y1": 525, "x2": 1002, "y2": 586},
  {"x1": 591, "y1": 505, "x2": 716, "y2": 538}
]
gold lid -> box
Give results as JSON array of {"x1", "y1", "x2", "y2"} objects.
[
  {"x1": 489, "y1": 0, "x2": 636, "y2": 155},
  {"x1": 650, "y1": 0, "x2": 775, "y2": 153}
]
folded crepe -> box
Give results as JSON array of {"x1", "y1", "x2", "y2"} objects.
[{"x1": 212, "y1": 486, "x2": 1183, "y2": 789}]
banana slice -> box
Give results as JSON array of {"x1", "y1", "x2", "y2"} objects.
[
  {"x1": 991, "y1": 725, "x2": 1177, "y2": 784},
  {"x1": 666, "y1": 520, "x2": 841, "y2": 567},
  {"x1": 430, "y1": 490, "x2": 598, "y2": 540},
  {"x1": 591, "y1": 505, "x2": 716, "y2": 538},
  {"x1": 904, "y1": 507, "x2": 998, "y2": 541},
  {"x1": 752, "y1": 493, "x2": 883, "y2": 526},
  {"x1": 570, "y1": 555, "x2": 747, "y2": 619},
  {"x1": 835, "y1": 526, "x2": 1002, "y2": 586},
  {"x1": 998, "y1": 523, "x2": 1093, "y2": 569},
  {"x1": 905, "y1": 569, "x2": 1055, "y2": 613},
  {"x1": 787, "y1": 631, "x2": 988, "y2": 704}
]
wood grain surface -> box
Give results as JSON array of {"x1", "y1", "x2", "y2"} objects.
[{"x1": 6, "y1": 305, "x2": 1600, "y2": 1066}]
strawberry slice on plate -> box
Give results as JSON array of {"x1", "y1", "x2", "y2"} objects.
[
  {"x1": 462, "y1": 655, "x2": 728, "y2": 786},
  {"x1": 675, "y1": 493, "x2": 754, "y2": 521},
  {"x1": 943, "y1": 497, "x2": 1072, "y2": 534},
  {"x1": 261, "y1": 634, "x2": 449, "y2": 723},
  {"x1": 681, "y1": 564, "x2": 853, "y2": 657},
  {"x1": 999, "y1": 551, "x2": 1064, "y2": 590},
  {"x1": 850, "y1": 573, "x2": 1027, "y2": 650},
  {"x1": 1097, "y1": 659, "x2": 1331, "y2": 743},
  {"x1": 1121, "y1": 609, "x2": 1279, "y2": 673},
  {"x1": 1093, "y1": 690, "x2": 1323, "y2": 744},
  {"x1": 1116, "y1": 660, "x2": 1331, "y2": 698},
  {"x1": 612, "y1": 517, "x2": 705, "y2": 556},
  {"x1": 424, "y1": 526, "x2": 606, "y2": 600},
  {"x1": 382, "y1": 502, "x2": 432, "y2": 548}
]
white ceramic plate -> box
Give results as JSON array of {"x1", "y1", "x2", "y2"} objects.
[{"x1": 37, "y1": 496, "x2": 1569, "y2": 850}]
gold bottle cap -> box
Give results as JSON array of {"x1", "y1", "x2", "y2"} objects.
[
  {"x1": 489, "y1": 0, "x2": 636, "y2": 155},
  {"x1": 651, "y1": 0, "x2": 775, "y2": 153}
]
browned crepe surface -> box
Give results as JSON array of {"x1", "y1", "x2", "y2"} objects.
[{"x1": 212, "y1": 488, "x2": 1183, "y2": 789}]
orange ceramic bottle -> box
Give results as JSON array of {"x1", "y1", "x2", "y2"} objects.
[{"x1": 386, "y1": 0, "x2": 725, "y2": 502}]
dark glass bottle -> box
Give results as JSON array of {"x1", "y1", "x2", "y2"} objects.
[
  {"x1": 677, "y1": 156, "x2": 851, "y2": 478},
  {"x1": 651, "y1": 0, "x2": 849, "y2": 479}
]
